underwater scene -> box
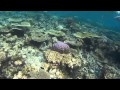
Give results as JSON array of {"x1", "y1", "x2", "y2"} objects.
[{"x1": 0, "y1": 11, "x2": 120, "y2": 79}]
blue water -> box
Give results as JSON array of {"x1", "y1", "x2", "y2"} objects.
[
  {"x1": 47, "y1": 11, "x2": 120, "y2": 31},
  {"x1": 1, "y1": 11, "x2": 120, "y2": 31}
]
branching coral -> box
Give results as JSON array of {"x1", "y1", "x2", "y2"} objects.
[{"x1": 44, "y1": 50, "x2": 81, "y2": 69}]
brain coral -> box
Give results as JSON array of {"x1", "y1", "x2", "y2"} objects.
[{"x1": 52, "y1": 41, "x2": 70, "y2": 54}]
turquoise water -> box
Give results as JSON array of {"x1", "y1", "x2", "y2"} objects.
[
  {"x1": 1, "y1": 11, "x2": 120, "y2": 31},
  {"x1": 47, "y1": 11, "x2": 120, "y2": 31}
]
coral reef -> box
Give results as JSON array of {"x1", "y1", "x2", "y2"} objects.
[
  {"x1": 29, "y1": 69, "x2": 50, "y2": 79},
  {"x1": 44, "y1": 50, "x2": 81, "y2": 70},
  {"x1": 0, "y1": 12, "x2": 119, "y2": 79},
  {"x1": 65, "y1": 38, "x2": 83, "y2": 47},
  {"x1": 30, "y1": 32, "x2": 49, "y2": 43},
  {"x1": 29, "y1": 32, "x2": 50, "y2": 50}
]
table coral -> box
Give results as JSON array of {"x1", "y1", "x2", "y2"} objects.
[
  {"x1": 73, "y1": 32, "x2": 100, "y2": 39},
  {"x1": 46, "y1": 30, "x2": 65, "y2": 37},
  {"x1": 31, "y1": 32, "x2": 49, "y2": 43}
]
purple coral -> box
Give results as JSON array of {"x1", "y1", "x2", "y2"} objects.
[{"x1": 52, "y1": 41, "x2": 70, "y2": 54}]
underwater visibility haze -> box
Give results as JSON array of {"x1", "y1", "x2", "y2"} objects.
[{"x1": 0, "y1": 11, "x2": 120, "y2": 79}]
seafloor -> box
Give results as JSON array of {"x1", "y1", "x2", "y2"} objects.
[{"x1": 0, "y1": 11, "x2": 120, "y2": 79}]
